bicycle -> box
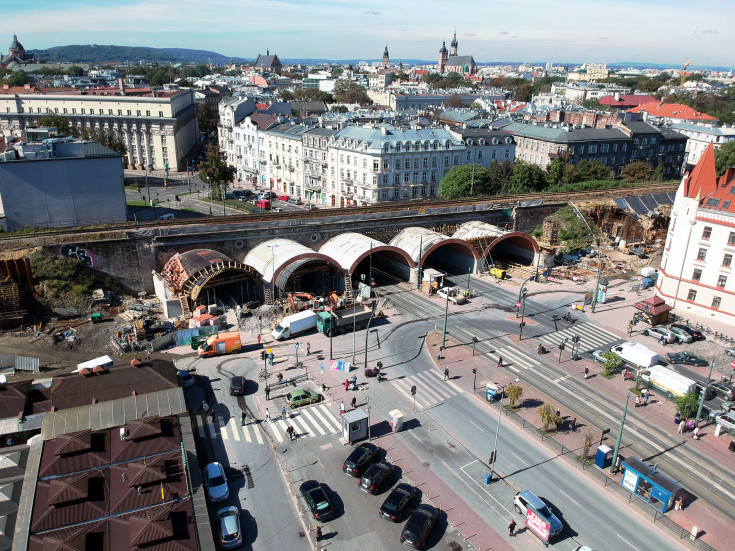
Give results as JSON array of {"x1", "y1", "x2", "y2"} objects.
[{"x1": 257, "y1": 369, "x2": 271, "y2": 381}]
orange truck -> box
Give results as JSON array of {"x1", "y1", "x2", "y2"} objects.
[{"x1": 197, "y1": 332, "x2": 242, "y2": 357}]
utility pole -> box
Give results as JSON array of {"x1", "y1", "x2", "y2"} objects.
[
  {"x1": 592, "y1": 256, "x2": 603, "y2": 313},
  {"x1": 610, "y1": 394, "x2": 630, "y2": 474},
  {"x1": 187, "y1": 163, "x2": 191, "y2": 195},
  {"x1": 441, "y1": 280, "x2": 450, "y2": 349},
  {"x1": 363, "y1": 301, "x2": 377, "y2": 371},
  {"x1": 694, "y1": 360, "x2": 715, "y2": 426},
  {"x1": 417, "y1": 235, "x2": 423, "y2": 290},
  {"x1": 221, "y1": 183, "x2": 226, "y2": 216},
  {"x1": 519, "y1": 287, "x2": 527, "y2": 340}
]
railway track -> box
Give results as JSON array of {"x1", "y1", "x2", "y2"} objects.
[{"x1": 0, "y1": 182, "x2": 676, "y2": 248}]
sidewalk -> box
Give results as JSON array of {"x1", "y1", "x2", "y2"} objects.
[{"x1": 424, "y1": 294, "x2": 734, "y2": 551}]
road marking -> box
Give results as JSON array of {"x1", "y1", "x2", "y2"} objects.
[
  {"x1": 311, "y1": 405, "x2": 340, "y2": 433},
  {"x1": 469, "y1": 420, "x2": 485, "y2": 432},
  {"x1": 272, "y1": 419, "x2": 285, "y2": 443},
  {"x1": 299, "y1": 408, "x2": 327, "y2": 436},
  {"x1": 197, "y1": 423, "x2": 205, "y2": 438},
  {"x1": 558, "y1": 489, "x2": 578, "y2": 506},
  {"x1": 510, "y1": 452, "x2": 527, "y2": 465},
  {"x1": 461, "y1": 459, "x2": 479, "y2": 469},
  {"x1": 292, "y1": 414, "x2": 317, "y2": 437},
  {"x1": 220, "y1": 423, "x2": 229, "y2": 441},
  {"x1": 228, "y1": 418, "x2": 241, "y2": 442},
  {"x1": 616, "y1": 533, "x2": 643, "y2": 551}
]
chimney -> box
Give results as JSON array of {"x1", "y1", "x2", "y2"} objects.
[
  {"x1": 614, "y1": 92, "x2": 620, "y2": 102},
  {"x1": 117, "y1": 77, "x2": 126, "y2": 96}
]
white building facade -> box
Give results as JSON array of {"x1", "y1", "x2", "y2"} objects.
[
  {"x1": 263, "y1": 122, "x2": 310, "y2": 198},
  {"x1": 233, "y1": 113, "x2": 277, "y2": 186},
  {"x1": 217, "y1": 96, "x2": 255, "y2": 166},
  {"x1": 657, "y1": 144, "x2": 735, "y2": 322},
  {"x1": 670, "y1": 122, "x2": 735, "y2": 167}
]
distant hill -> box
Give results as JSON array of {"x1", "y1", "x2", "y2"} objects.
[{"x1": 29, "y1": 45, "x2": 248, "y2": 65}]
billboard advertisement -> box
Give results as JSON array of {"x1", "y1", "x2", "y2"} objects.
[{"x1": 525, "y1": 508, "x2": 551, "y2": 542}]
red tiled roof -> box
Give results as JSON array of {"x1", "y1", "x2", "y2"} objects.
[
  {"x1": 683, "y1": 143, "x2": 718, "y2": 199},
  {"x1": 598, "y1": 94, "x2": 656, "y2": 107},
  {"x1": 696, "y1": 165, "x2": 735, "y2": 214},
  {"x1": 627, "y1": 101, "x2": 717, "y2": 121}
]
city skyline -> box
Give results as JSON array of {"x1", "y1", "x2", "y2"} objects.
[{"x1": 2, "y1": 0, "x2": 733, "y2": 67}]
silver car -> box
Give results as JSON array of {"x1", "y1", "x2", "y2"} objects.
[
  {"x1": 668, "y1": 326, "x2": 693, "y2": 343},
  {"x1": 204, "y1": 462, "x2": 229, "y2": 502}
]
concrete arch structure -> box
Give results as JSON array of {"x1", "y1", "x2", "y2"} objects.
[
  {"x1": 244, "y1": 238, "x2": 344, "y2": 293},
  {"x1": 390, "y1": 227, "x2": 480, "y2": 278},
  {"x1": 452, "y1": 221, "x2": 539, "y2": 266},
  {"x1": 159, "y1": 249, "x2": 262, "y2": 314},
  {"x1": 319, "y1": 233, "x2": 415, "y2": 281}
]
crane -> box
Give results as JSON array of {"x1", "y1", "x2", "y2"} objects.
[{"x1": 681, "y1": 58, "x2": 690, "y2": 86}]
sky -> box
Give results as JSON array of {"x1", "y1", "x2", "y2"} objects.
[{"x1": 1, "y1": 0, "x2": 733, "y2": 68}]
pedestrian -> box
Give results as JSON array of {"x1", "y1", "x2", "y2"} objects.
[
  {"x1": 307, "y1": 342, "x2": 311, "y2": 356},
  {"x1": 622, "y1": 368, "x2": 628, "y2": 381},
  {"x1": 257, "y1": 334, "x2": 261, "y2": 344},
  {"x1": 555, "y1": 407, "x2": 561, "y2": 418},
  {"x1": 340, "y1": 401, "x2": 345, "y2": 415},
  {"x1": 643, "y1": 392, "x2": 649, "y2": 406},
  {"x1": 675, "y1": 411, "x2": 681, "y2": 425},
  {"x1": 678, "y1": 418, "x2": 685, "y2": 434},
  {"x1": 314, "y1": 525, "x2": 322, "y2": 542},
  {"x1": 265, "y1": 385, "x2": 270, "y2": 400},
  {"x1": 444, "y1": 367, "x2": 449, "y2": 381},
  {"x1": 277, "y1": 372, "x2": 283, "y2": 383},
  {"x1": 571, "y1": 417, "x2": 577, "y2": 431},
  {"x1": 635, "y1": 397, "x2": 640, "y2": 408},
  {"x1": 265, "y1": 408, "x2": 270, "y2": 423},
  {"x1": 345, "y1": 379, "x2": 349, "y2": 391},
  {"x1": 583, "y1": 367, "x2": 589, "y2": 379},
  {"x1": 241, "y1": 411, "x2": 247, "y2": 426},
  {"x1": 211, "y1": 409, "x2": 216, "y2": 423},
  {"x1": 508, "y1": 519, "x2": 516, "y2": 537},
  {"x1": 728, "y1": 440, "x2": 735, "y2": 453},
  {"x1": 692, "y1": 426, "x2": 700, "y2": 440},
  {"x1": 351, "y1": 396, "x2": 357, "y2": 409},
  {"x1": 498, "y1": 356, "x2": 503, "y2": 368},
  {"x1": 281, "y1": 406, "x2": 287, "y2": 420}
]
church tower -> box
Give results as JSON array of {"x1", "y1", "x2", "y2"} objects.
[
  {"x1": 438, "y1": 41, "x2": 448, "y2": 73},
  {"x1": 382, "y1": 45, "x2": 390, "y2": 69},
  {"x1": 450, "y1": 30, "x2": 458, "y2": 56}
]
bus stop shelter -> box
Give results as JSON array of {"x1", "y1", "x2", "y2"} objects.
[{"x1": 621, "y1": 457, "x2": 683, "y2": 512}]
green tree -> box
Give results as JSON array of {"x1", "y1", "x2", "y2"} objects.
[
  {"x1": 177, "y1": 78, "x2": 194, "y2": 87},
  {"x1": 35, "y1": 113, "x2": 73, "y2": 136},
  {"x1": 601, "y1": 351, "x2": 620, "y2": 378},
  {"x1": 280, "y1": 90, "x2": 294, "y2": 101},
  {"x1": 537, "y1": 404, "x2": 562, "y2": 431},
  {"x1": 509, "y1": 160, "x2": 547, "y2": 193},
  {"x1": 198, "y1": 144, "x2": 237, "y2": 200},
  {"x1": 468, "y1": 101, "x2": 483, "y2": 110},
  {"x1": 562, "y1": 163, "x2": 578, "y2": 184},
  {"x1": 488, "y1": 160, "x2": 513, "y2": 195},
  {"x1": 506, "y1": 384, "x2": 523, "y2": 408},
  {"x1": 66, "y1": 65, "x2": 84, "y2": 77},
  {"x1": 715, "y1": 140, "x2": 735, "y2": 176},
  {"x1": 444, "y1": 93, "x2": 465, "y2": 108},
  {"x1": 576, "y1": 159, "x2": 613, "y2": 181},
  {"x1": 90, "y1": 129, "x2": 127, "y2": 156},
  {"x1": 333, "y1": 79, "x2": 371, "y2": 104},
  {"x1": 6, "y1": 69, "x2": 29, "y2": 87},
  {"x1": 621, "y1": 160, "x2": 653, "y2": 182},
  {"x1": 547, "y1": 157, "x2": 567, "y2": 186},
  {"x1": 674, "y1": 392, "x2": 699, "y2": 418},
  {"x1": 331, "y1": 105, "x2": 348, "y2": 113},
  {"x1": 439, "y1": 164, "x2": 490, "y2": 199}
]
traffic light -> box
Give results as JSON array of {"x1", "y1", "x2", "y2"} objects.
[
  {"x1": 472, "y1": 368, "x2": 477, "y2": 375},
  {"x1": 410, "y1": 385, "x2": 417, "y2": 396},
  {"x1": 377, "y1": 362, "x2": 383, "y2": 369},
  {"x1": 260, "y1": 350, "x2": 266, "y2": 360},
  {"x1": 489, "y1": 451, "x2": 496, "y2": 464},
  {"x1": 559, "y1": 342, "x2": 565, "y2": 351}
]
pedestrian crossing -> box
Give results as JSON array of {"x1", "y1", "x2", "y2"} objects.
[
  {"x1": 483, "y1": 345, "x2": 543, "y2": 373},
  {"x1": 391, "y1": 368, "x2": 462, "y2": 410},
  {"x1": 538, "y1": 322, "x2": 622, "y2": 352}
]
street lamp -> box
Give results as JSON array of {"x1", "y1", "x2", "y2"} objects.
[
  {"x1": 267, "y1": 243, "x2": 279, "y2": 306},
  {"x1": 488, "y1": 378, "x2": 520, "y2": 483}
]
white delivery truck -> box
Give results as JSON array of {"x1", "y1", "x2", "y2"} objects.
[
  {"x1": 271, "y1": 310, "x2": 318, "y2": 340},
  {"x1": 74, "y1": 355, "x2": 114, "y2": 373},
  {"x1": 640, "y1": 365, "x2": 697, "y2": 398},
  {"x1": 611, "y1": 341, "x2": 661, "y2": 369}
]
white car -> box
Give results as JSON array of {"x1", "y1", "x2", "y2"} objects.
[
  {"x1": 437, "y1": 287, "x2": 467, "y2": 304},
  {"x1": 204, "y1": 462, "x2": 229, "y2": 502}
]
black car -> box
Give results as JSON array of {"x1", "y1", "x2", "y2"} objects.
[
  {"x1": 672, "y1": 324, "x2": 704, "y2": 341},
  {"x1": 380, "y1": 483, "x2": 418, "y2": 522},
  {"x1": 665, "y1": 352, "x2": 707, "y2": 367},
  {"x1": 229, "y1": 376, "x2": 246, "y2": 396},
  {"x1": 342, "y1": 442, "x2": 379, "y2": 477},
  {"x1": 710, "y1": 382, "x2": 735, "y2": 400},
  {"x1": 400, "y1": 504, "x2": 439, "y2": 549},
  {"x1": 359, "y1": 462, "x2": 394, "y2": 494},
  {"x1": 301, "y1": 481, "x2": 334, "y2": 522},
  {"x1": 696, "y1": 383, "x2": 715, "y2": 401}
]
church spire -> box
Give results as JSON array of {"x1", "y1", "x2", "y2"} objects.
[
  {"x1": 450, "y1": 29, "x2": 458, "y2": 56},
  {"x1": 382, "y1": 44, "x2": 390, "y2": 68}
]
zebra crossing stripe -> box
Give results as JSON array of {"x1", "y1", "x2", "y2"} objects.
[
  {"x1": 392, "y1": 377, "x2": 434, "y2": 409},
  {"x1": 413, "y1": 370, "x2": 457, "y2": 400},
  {"x1": 271, "y1": 419, "x2": 285, "y2": 443},
  {"x1": 227, "y1": 418, "x2": 241, "y2": 442},
  {"x1": 250, "y1": 423, "x2": 263, "y2": 445},
  {"x1": 198, "y1": 423, "x2": 205, "y2": 438},
  {"x1": 299, "y1": 408, "x2": 327, "y2": 436},
  {"x1": 208, "y1": 419, "x2": 218, "y2": 439},
  {"x1": 310, "y1": 405, "x2": 340, "y2": 434},
  {"x1": 291, "y1": 414, "x2": 316, "y2": 437},
  {"x1": 497, "y1": 346, "x2": 541, "y2": 370}
]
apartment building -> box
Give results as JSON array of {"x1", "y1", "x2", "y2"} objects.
[
  {"x1": 302, "y1": 127, "x2": 338, "y2": 205},
  {"x1": 0, "y1": 85, "x2": 197, "y2": 170},
  {"x1": 657, "y1": 144, "x2": 735, "y2": 321},
  {"x1": 670, "y1": 122, "x2": 735, "y2": 167},
  {"x1": 217, "y1": 96, "x2": 256, "y2": 166},
  {"x1": 264, "y1": 122, "x2": 311, "y2": 198},
  {"x1": 446, "y1": 127, "x2": 515, "y2": 168},
  {"x1": 233, "y1": 113, "x2": 278, "y2": 185}
]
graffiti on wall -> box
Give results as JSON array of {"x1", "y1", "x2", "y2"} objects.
[{"x1": 57, "y1": 245, "x2": 97, "y2": 267}]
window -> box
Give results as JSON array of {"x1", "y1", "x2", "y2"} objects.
[
  {"x1": 127, "y1": 110, "x2": 131, "y2": 116},
  {"x1": 373, "y1": 160, "x2": 379, "y2": 171},
  {"x1": 724, "y1": 254, "x2": 732, "y2": 267},
  {"x1": 702, "y1": 226, "x2": 712, "y2": 240},
  {"x1": 712, "y1": 296, "x2": 722, "y2": 309},
  {"x1": 723, "y1": 201, "x2": 731, "y2": 210},
  {"x1": 81, "y1": 108, "x2": 86, "y2": 114},
  {"x1": 696, "y1": 248, "x2": 707, "y2": 261},
  {"x1": 118, "y1": 109, "x2": 122, "y2": 115},
  {"x1": 405, "y1": 159, "x2": 410, "y2": 169},
  {"x1": 136, "y1": 110, "x2": 141, "y2": 116},
  {"x1": 159, "y1": 111, "x2": 164, "y2": 117},
  {"x1": 687, "y1": 289, "x2": 697, "y2": 301},
  {"x1": 692, "y1": 269, "x2": 702, "y2": 281},
  {"x1": 729, "y1": 232, "x2": 735, "y2": 246},
  {"x1": 579, "y1": 145, "x2": 585, "y2": 154},
  {"x1": 717, "y1": 275, "x2": 727, "y2": 288},
  {"x1": 383, "y1": 160, "x2": 389, "y2": 170},
  {"x1": 63, "y1": 108, "x2": 67, "y2": 114},
  {"x1": 145, "y1": 110, "x2": 150, "y2": 117},
  {"x1": 705, "y1": 198, "x2": 720, "y2": 208}
]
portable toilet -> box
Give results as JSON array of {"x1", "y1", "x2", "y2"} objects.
[
  {"x1": 486, "y1": 383, "x2": 503, "y2": 401},
  {"x1": 342, "y1": 408, "x2": 369, "y2": 444},
  {"x1": 389, "y1": 409, "x2": 404, "y2": 432},
  {"x1": 595, "y1": 444, "x2": 613, "y2": 469}
]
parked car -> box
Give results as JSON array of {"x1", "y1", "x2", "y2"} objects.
[
  {"x1": 359, "y1": 462, "x2": 395, "y2": 494},
  {"x1": 665, "y1": 352, "x2": 707, "y2": 366},
  {"x1": 672, "y1": 323, "x2": 704, "y2": 341},
  {"x1": 204, "y1": 462, "x2": 229, "y2": 502},
  {"x1": 277, "y1": 194, "x2": 289, "y2": 201},
  {"x1": 668, "y1": 326, "x2": 693, "y2": 344},
  {"x1": 380, "y1": 483, "x2": 418, "y2": 522},
  {"x1": 513, "y1": 490, "x2": 562, "y2": 538},
  {"x1": 400, "y1": 504, "x2": 439, "y2": 549},
  {"x1": 591, "y1": 349, "x2": 608, "y2": 364},
  {"x1": 272, "y1": 207, "x2": 284, "y2": 212},
  {"x1": 726, "y1": 347, "x2": 735, "y2": 357},
  {"x1": 718, "y1": 400, "x2": 735, "y2": 412},
  {"x1": 229, "y1": 376, "x2": 245, "y2": 396},
  {"x1": 710, "y1": 382, "x2": 735, "y2": 400},
  {"x1": 285, "y1": 388, "x2": 320, "y2": 408},
  {"x1": 343, "y1": 442, "x2": 379, "y2": 477},
  {"x1": 696, "y1": 382, "x2": 715, "y2": 401},
  {"x1": 287, "y1": 197, "x2": 302, "y2": 205},
  {"x1": 304, "y1": 203, "x2": 318, "y2": 211},
  {"x1": 643, "y1": 326, "x2": 677, "y2": 344},
  {"x1": 301, "y1": 481, "x2": 334, "y2": 522},
  {"x1": 178, "y1": 370, "x2": 196, "y2": 388},
  {"x1": 216, "y1": 506, "x2": 243, "y2": 549}
]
